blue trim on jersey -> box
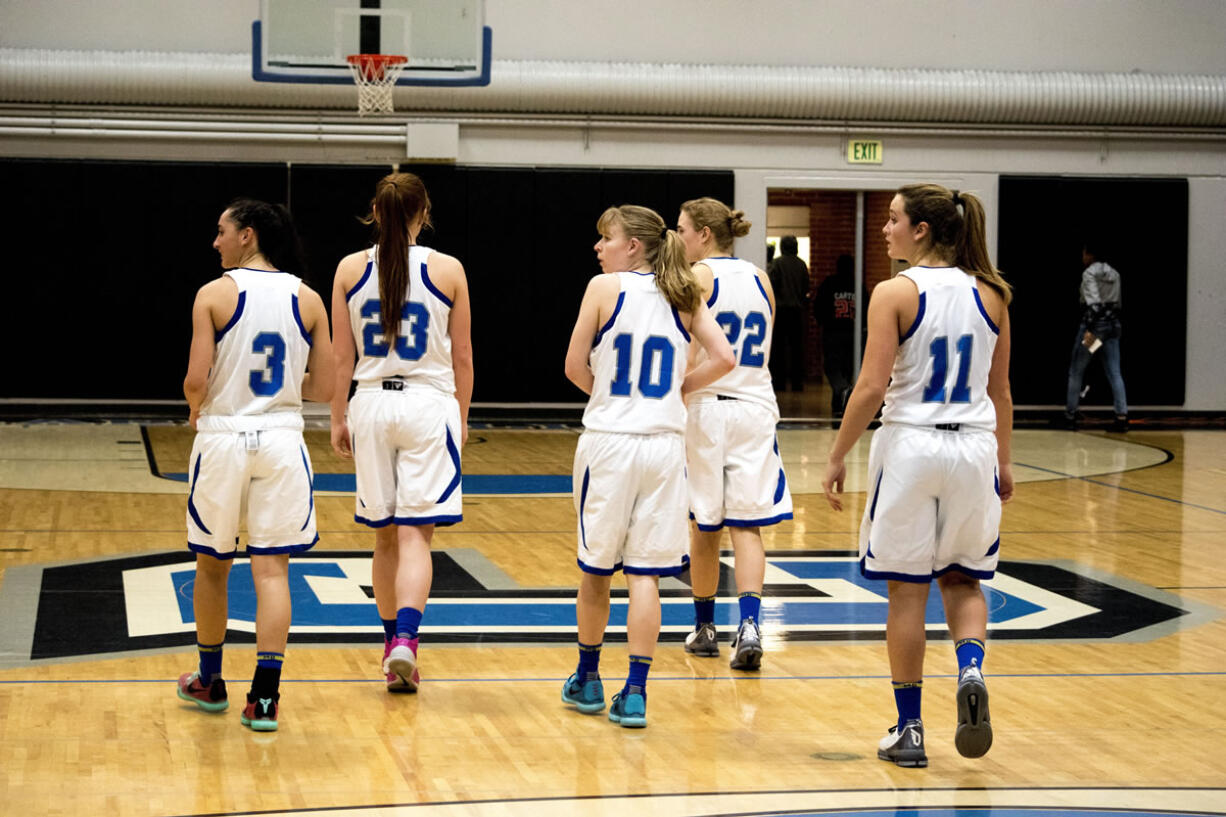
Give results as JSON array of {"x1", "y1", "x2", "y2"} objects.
[
  {"x1": 754, "y1": 275, "x2": 773, "y2": 316},
  {"x1": 291, "y1": 294, "x2": 312, "y2": 345},
  {"x1": 773, "y1": 467, "x2": 787, "y2": 504},
  {"x1": 577, "y1": 557, "x2": 622, "y2": 576},
  {"x1": 593, "y1": 291, "x2": 625, "y2": 348},
  {"x1": 671, "y1": 307, "x2": 691, "y2": 342},
  {"x1": 868, "y1": 469, "x2": 884, "y2": 521},
  {"x1": 298, "y1": 446, "x2": 314, "y2": 532},
  {"x1": 187, "y1": 454, "x2": 212, "y2": 535},
  {"x1": 985, "y1": 536, "x2": 1000, "y2": 557},
  {"x1": 706, "y1": 278, "x2": 720, "y2": 308},
  {"x1": 215, "y1": 291, "x2": 246, "y2": 343},
  {"x1": 437, "y1": 428, "x2": 463, "y2": 503},
  {"x1": 724, "y1": 511, "x2": 793, "y2": 528},
  {"x1": 972, "y1": 285, "x2": 1000, "y2": 335},
  {"x1": 188, "y1": 542, "x2": 237, "y2": 560},
  {"x1": 695, "y1": 520, "x2": 724, "y2": 532},
  {"x1": 354, "y1": 513, "x2": 394, "y2": 528},
  {"x1": 579, "y1": 467, "x2": 591, "y2": 550},
  {"x1": 994, "y1": 470, "x2": 1000, "y2": 496},
  {"x1": 900, "y1": 291, "x2": 926, "y2": 342},
  {"x1": 420, "y1": 261, "x2": 453, "y2": 308},
  {"x1": 624, "y1": 556, "x2": 689, "y2": 577},
  {"x1": 934, "y1": 562, "x2": 996, "y2": 581},
  {"x1": 346, "y1": 261, "x2": 373, "y2": 302},
  {"x1": 860, "y1": 557, "x2": 933, "y2": 584},
  {"x1": 248, "y1": 533, "x2": 320, "y2": 556}
]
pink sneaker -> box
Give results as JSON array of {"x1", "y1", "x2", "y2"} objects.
[
  {"x1": 382, "y1": 637, "x2": 419, "y2": 693},
  {"x1": 176, "y1": 670, "x2": 228, "y2": 712}
]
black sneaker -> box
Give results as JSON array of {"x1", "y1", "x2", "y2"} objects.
[
  {"x1": 240, "y1": 692, "x2": 279, "y2": 732},
  {"x1": 955, "y1": 663, "x2": 993, "y2": 758},
  {"x1": 1110, "y1": 415, "x2": 1129, "y2": 433},
  {"x1": 878, "y1": 718, "x2": 927, "y2": 767}
]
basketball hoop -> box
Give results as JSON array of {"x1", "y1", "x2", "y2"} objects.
[{"x1": 346, "y1": 54, "x2": 408, "y2": 115}]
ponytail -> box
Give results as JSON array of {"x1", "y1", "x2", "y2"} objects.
[
  {"x1": 225, "y1": 198, "x2": 308, "y2": 276},
  {"x1": 896, "y1": 184, "x2": 1012, "y2": 305},
  {"x1": 596, "y1": 204, "x2": 700, "y2": 312},
  {"x1": 360, "y1": 173, "x2": 432, "y2": 344}
]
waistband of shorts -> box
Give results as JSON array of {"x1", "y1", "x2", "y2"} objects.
[
  {"x1": 888, "y1": 421, "x2": 994, "y2": 433},
  {"x1": 354, "y1": 378, "x2": 446, "y2": 394},
  {"x1": 581, "y1": 428, "x2": 683, "y2": 440},
  {"x1": 196, "y1": 412, "x2": 304, "y2": 433}
]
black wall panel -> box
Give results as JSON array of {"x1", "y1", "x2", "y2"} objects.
[
  {"x1": 998, "y1": 176, "x2": 1188, "y2": 407},
  {"x1": 1, "y1": 159, "x2": 733, "y2": 407}
]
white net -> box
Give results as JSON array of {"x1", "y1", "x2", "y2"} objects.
[{"x1": 346, "y1": 55, "x2": 408, "y2": 116}]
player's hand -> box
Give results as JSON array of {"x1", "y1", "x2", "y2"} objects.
[
  {"x1": 997, "y1": 462, "x2": 1015, "y2": 503},
  {"x1": 461, "y1": 423, "x2": 469, "y2": 448},
  {"x1": 822, "y1": 459, "x2": 846, "y2": 511},
  {"x1": 331, "y1": 420, "x2": 353, "y2": 459},
  {"x1": 188, "y1": 408, "x2": 199, "y2": 431}
]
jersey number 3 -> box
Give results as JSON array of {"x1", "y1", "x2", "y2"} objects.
[{"x1": 923, "y1": 334, "x2": 973, "y2": 403}]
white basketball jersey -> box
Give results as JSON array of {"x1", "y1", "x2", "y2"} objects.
[
  {"x1": 199, "y1": 268, "x2": 310, "y2": 425},
  {"x1": 582, "y1": 271, "x2": 691, "y2": 435},
  {"x1": 690, "y1": 257, "x2": 779, "y2": 418},
  {"x1": 347, "y1": 245, "x2": 455, "y2": 394},
  {"x1": 881, "y1": 266, "x2": 999, "y2": 429}
]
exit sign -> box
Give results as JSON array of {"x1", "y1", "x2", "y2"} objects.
[{"x1": 848, "y1": 140, "x2": 883, "y2": 164}]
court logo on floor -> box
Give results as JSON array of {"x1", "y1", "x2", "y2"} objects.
[{"x1": 13, "y1": 549, "x2": 1201, "y2": 660}]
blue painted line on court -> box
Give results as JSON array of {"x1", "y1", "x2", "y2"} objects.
[
  {"x1": 1017, "y1": 461, "x2": 1226, "y2": 516},
  {"x1": 161, "y1": 472, "x2": 573, "y2": 494},
  {"x1": 6, "y1": 670, "x2": 1226, "y2": 685}
]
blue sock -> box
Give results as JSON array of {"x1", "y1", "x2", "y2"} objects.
[
  {"x1": 738, "y1": 592, "x2": 762, "y2": 622},
  {"x1": 382, "y1": 618, "x2": 397, "y2": 643},
  {"x1": 955, "y1": 638, "x2": 985, "y2": 672},
  {"x1": 624, "y1": 655, "x2": 652, "y2": 697},
  {"x1": 395, "y1": 607, "x2": 423, "y2": 640},
  {"x1": 893, "y1": 680, "x2": 922, "y2": 730},
  {"x1": 693, "y1": 595, "x2": 716, "y2": 627},
  {"x1": 252, "y1": 651, "x2": 283, "y2": 698},
  {"x1": 576, "y1": 641, "x2": 601, "y2": 680},
  {"x1": 197, "y1": 641, "x2": 223, "y2": 683}
]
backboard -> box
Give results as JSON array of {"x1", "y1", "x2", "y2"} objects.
[{"x1": 253, "y1": 0, "x2": 491, "y2": 87}]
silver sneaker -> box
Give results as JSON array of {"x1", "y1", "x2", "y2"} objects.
[
  {"x1": 684, "y1": 622, "x2": 719, "y2": 657},
  {"x1": 729, "y1": 617, "x2": 762, "y2": 670},
  {"x1": 955, "y1": 662, "x2": 993, "y2": 758},
  {"x1": 878, "y1": 718, "x2": 927, "y2": 767}
]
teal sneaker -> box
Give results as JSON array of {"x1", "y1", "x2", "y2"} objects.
[
  {"x1": 608, "y1": 690, "x2": 647, "y2": 728},
  {"x1": 240, "y1": 693, "x2": 279, "y2": 732},
  {"x1": 561, "y1": 672, "x2": 605, "y2": 713}
]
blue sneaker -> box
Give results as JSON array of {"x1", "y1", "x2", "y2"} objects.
[
  {"x1": 608, "y1": 690, "x2": 647, "y2": 728},
  {"x1": 561, "y1": 672, "x2": 605, "y2": 713}
]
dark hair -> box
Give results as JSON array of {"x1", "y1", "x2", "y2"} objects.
[
  {"x1": 780, "y1": 235, "x2": 799, "y2": 255},
  {"x1": 896, "y1": 183, "x2": 1012, "y2": 305},
  {"x1": 224, "y1": 199, "x2": 307, "y2": 276},
  {"x1": 360, "y1": 173, "x2": 433, "y2": 345},
  {"x1": 836, "y1": 254, "x2": 854, "y2": 277}
]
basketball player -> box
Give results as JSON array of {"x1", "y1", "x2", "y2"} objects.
[
  {"x1": 178, "y1": 199, "x2": 335, "y2": 732},
  {"x1": 330, "y1": 172, "x2": 473, "y2": 695},
  {"x1": 562, "y1": 204, "x2": 735, "y2": 728},
  {"x1": 822, "y1": 184, "x2": 1013, "y2": 767},
  {"x1": 675, "y1": 197, "x2": 793, "y2": 670}
]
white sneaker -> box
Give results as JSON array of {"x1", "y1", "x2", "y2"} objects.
[
  {"x1": 878, "y1": 718, "x2": 927, "y2": 767},
  {"x1": 955, "y1": 662, "x2": 992, "y2": 758}
]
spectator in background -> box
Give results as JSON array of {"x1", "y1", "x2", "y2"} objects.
[
  {"x1": 1062, "y1": 241, "x2": 1127, "y2": 432},
  {"x1": 815, "y1": 253, "x2": 857, "y2": 416},
  {"x1": 767, "y1": 235, "x2": 810, "y2": 392}
]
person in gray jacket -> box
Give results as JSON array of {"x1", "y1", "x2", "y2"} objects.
[{"x1": 1062, "y1": 242, "x2": 1127, "y2": 432}]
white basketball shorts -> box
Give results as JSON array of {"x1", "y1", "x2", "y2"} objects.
[
  {"x1": 686, "y1": 398, "x2": 793, "y2": 530},
  {"x1": 573, "y1": 430, "x2": 689, "y2": 576},
  {"x1": 186, "y1": 427, "x2": 318, "y2": 558},
  {"x1": 858, "y1": 423, "x2": 1001, "y2": 582},
  {"x1": 348, "y1": 382, "x2": 463, "y2": 528}
]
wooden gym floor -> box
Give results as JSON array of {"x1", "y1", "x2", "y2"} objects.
[{"x1": 0, "y1": 419, "x2": 1223, "y2": 817}]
